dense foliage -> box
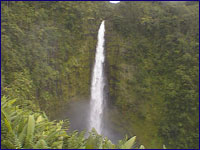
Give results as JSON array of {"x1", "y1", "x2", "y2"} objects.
[
  {"x1": 1, "y1": 1, "x2": 109, "y2": 118},
  {"x1": 1, "y1": 1, "x2": 199, "y2": 149},
  {"x1": 106, "y1": 1, "x2": 199, "y2": 149},
  {"x1": 1, "y1": 96, "x2": 145, "y2": 149}
]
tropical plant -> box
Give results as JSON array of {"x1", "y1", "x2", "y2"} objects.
[{"x1": 1, "y1": 97, "x2": 145, "y2": 149}]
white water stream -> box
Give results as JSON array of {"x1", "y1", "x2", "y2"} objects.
[{"x1": 89, "y1": 21, "x2": 106, "y2": 134}]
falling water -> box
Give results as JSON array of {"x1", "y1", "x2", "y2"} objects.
[{"x1": 89, "y1": 21, "x2": 105, "y2": 134}]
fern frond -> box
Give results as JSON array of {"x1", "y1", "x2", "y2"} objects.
[{"x1": 1, "y1": 140, "x2": 16, "y2": 149}]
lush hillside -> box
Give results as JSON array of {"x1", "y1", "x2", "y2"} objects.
[
  {"x1": 105, "y1": 1, "x2": 199, "y2": 149},
  {"x1": 1, "y1": 1, "x2": 199, "y2": 149},
  {"x1": 1, "y1": 1, "x2": 108, "y2": 118}
]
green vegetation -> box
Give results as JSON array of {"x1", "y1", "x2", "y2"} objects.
[
  {"x1": 1, "y1": 1, "x2": 107, "y2": 118},
  {"x1": 106, "y1": 1, "x2": 199, "y2": 149},
  {"x1": 1, "y1": 1, "x2": 199, "y2": 149},
  {"x1": 1, "y1": 96, "x2": 144, "y2": 149}
]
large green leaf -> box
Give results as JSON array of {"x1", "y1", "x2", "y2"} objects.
[
  {"x1": 27, "y1": 115, "x2": 35, "y2": 140},
  {"x1": 85, "y1": 137, "x2": 96, "y2": 149},
  {"x1": 121, "y1": 136, "x2": 136, "y2": 149},
  {"x1": 102, "y1": 139, "x2": 115, "y2": 149},
  {"x1": 2, "y1": 108, "x2": 13, "y2": 133},
  {"x1": 36, "y1": 115, "x2": 44, "y2": 123},
  {"x1": 34, "y1": 139, "x2": 49, "y2": 149},
  {"x1": 19, "y1": 124, "x2": 28, "y2": 145},
  {"x1": 140, "y1": 145, "x2": 145, "y2": 149},
  {"x1": 1, "y1": 97, "x2": 16, "y2": 108},
  {"x1": 24, "y1": 115, "x2": 35, "y2": 148}
]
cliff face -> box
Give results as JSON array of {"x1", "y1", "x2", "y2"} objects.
[
  {"x1": 105, "y1": 20, "x2": 164, "y2": 148},
  {"x1": 1, "y1": 1, "x2": 104, "y2": 117},
  {"x1": 105, "y1": 1, "x2": 199, "y2": 148}
]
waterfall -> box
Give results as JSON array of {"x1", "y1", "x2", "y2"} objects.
[{"x1": 89, "y1": 21, "x2": 105, "y2": 134}]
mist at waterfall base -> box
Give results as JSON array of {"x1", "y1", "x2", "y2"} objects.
[{"x1": 62, "y1": 99, "x2": 125, "y2": 144}]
